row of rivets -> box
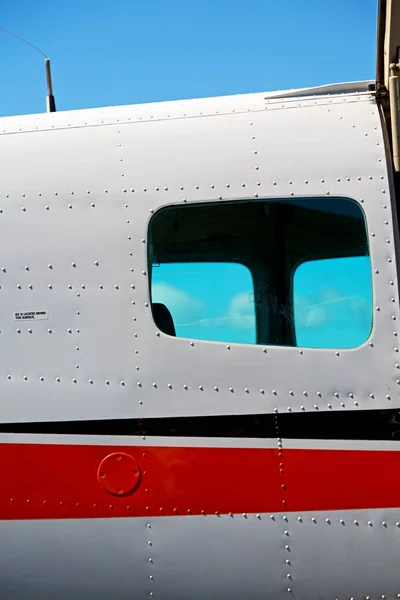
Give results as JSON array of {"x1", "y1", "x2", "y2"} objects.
[
  {"x1": 273, "y1": 411, "x2": 292, "y2": 587},
  {"x1": 146, "y1": 518, "x2": 154, "y2": 596},
  {"x1": 2, "y1": 262, "x2": 103, "y2": 269},
  {"x1": 0, "y1": 174, "x2": 387, "y2": 200},
  {"x1": 3, "y1": 376, "x2": 128, "y2": 384},
  {"x1": 292, "y1": 517, "x2": 400, "y2": 527},
  {"x1": 0, "y1": 284, "x2": 135, "y2": 292}
]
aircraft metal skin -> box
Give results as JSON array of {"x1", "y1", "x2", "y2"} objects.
[{"x1": 0, "y1": 82, "x2": 399, "y2": 598}]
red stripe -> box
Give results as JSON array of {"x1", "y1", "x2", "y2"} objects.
[{"x1": 0, "y1": 443, "x2": 399, "y2": 519}]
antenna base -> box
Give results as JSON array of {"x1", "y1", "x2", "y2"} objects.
[{"x1": 46, "y1": 95, "x2": 56, "y2": 113}]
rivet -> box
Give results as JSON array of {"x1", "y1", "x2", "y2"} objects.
[
  {"x1": 214, "y1": 386, "x2": 219, "y2": 392},
  {"x1": 382, "y1": 521, "x2": 387, "y2": 527},
  {"x1": 340, "y1": 519, "x2": 345, "y2": 525},
  {"x1": 312, "y1": 517, "x2": 317, "y2": 523},
  {"x1": 368, "y1": 521, "x2": 373, "y2": 526},
  {"x1": 23, "y1": 375, "x2": 28, "y2": 381},
  {"x1": 121, "y1": 381, "x2": 126, "y2": 386},
  {"x1": 6, "y1": 375, "x2": 10, "y2": 379},
  {"x1": 16, "y1": 328, "x2": 21, "y2": 334}
]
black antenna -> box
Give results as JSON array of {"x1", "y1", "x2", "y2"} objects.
[{"x1": 0, "y1": 27, "x2": 56, "y2": 113}]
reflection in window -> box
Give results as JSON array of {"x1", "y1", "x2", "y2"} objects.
[
  {"x1": 148, "y1": 196, "x2": 372, "y2": 349},
  {"x1": 293, "y1": 257, "x2": 373, "y2": 348},
  {"x1": 152, "y1": 263, "x2": 255, "y2": 344}
]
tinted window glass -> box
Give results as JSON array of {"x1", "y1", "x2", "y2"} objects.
[
  {"x1": 152, "y1": 262, "x2": 255, "y2": 344},
  {"x1": 149, "y1": 196, "x2": 372, "y2": 349},
  {"x1": 293, "y1": 256, "x2": 373, "y2": 348}
]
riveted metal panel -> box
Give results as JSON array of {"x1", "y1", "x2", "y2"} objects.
[
  {"x1": 1, "y1": 509, "x2": 399, "y2": 599},
  {"x1": 0, "y1": 515, "x2": 287, "y2": 600},
  {"x1": 0, "y1": 518, "x2": 150, "y2": 599},
  {"x1": 0, "y1": 91, "x2": 397, "y2": 422},
  {"x1": 278, "y1": 508, "x2": 400, "y2": 600},
  {"x1": 146, "y1": 513, "x2": 289, "y2": 600}
]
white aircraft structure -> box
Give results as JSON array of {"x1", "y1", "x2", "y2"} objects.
[{"x1": 0, "y1": 1, "x2": 399, "y2": 597}]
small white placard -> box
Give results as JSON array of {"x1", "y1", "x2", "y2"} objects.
[{"x1": 13, "y1": 310, "x2": 48, "y2": 321}]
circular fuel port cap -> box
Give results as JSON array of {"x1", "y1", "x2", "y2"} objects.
[{"x1": 97, "y1": 452, "x2": 141, "y2": 496}]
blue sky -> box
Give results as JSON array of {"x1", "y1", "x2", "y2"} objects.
[{"x1": 1, "y1": 0, "x2": 378, "y2": 116}]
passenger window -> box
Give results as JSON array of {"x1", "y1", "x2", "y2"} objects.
[
  {"x1": 152, "y1": 263, "x2": 256, "y2": 344},
  {"x1": 293, "y1": 256, "x2": 373, "y2": 349},
  {"x1": 149, "y1": 197, "x2": 372, "y2": 349}
]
